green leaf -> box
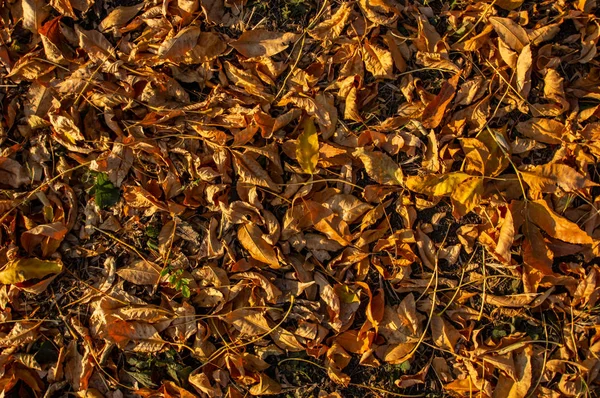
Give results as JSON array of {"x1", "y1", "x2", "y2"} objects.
[
  {"x1": 145, "y1": 225, "x2": 160, "y2": 238},
  {"x1": 181, "y1": 284, "x2": 191, "y2": 298},
  {"x1": 94, "y1": 172, "x2": 120, "y2": 209},
  {"x1": 296, "y1": 117, "x2": 319, "y2": 174},
  {"x1": 125, "y1": 370, "x2": 157, "y2": 388}
]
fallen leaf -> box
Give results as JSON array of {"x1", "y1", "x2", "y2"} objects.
[
  {"x1": 238, "y1": 223, "x2": 280, "y2": 268},
  {"x1": 363, "y1": 40, "x2": 394, "y2": 79},
  {"x1": 421, "y1": 72, "x2": 461, "y2": 128},
  {"x1": 353, "y1": 147, "x2": 403, "y2": 185},
  {"x1": 489, "y1": 17, "x2": 530, "y2": 52},
  {"x1": 230, "y1": 30, "x2": 299, "y2": 58},
  {"x1": 0, "y1": 258, "x2": 63, "y2": 284},
  {"x1": 296, "y1": 117, "x2": 319, "y2": 174}
]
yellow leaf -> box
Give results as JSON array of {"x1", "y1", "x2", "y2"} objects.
[
  {"x1": 450, "y1": 176, "x2": 484, "y2": 217},
  {"x1": 0, "y1": 258, "x2": 63, "y2": 284},
  {"x1": 238, "y1": 223, "x2": 280, "y2": 268},
  {"x1": 406, "y1": 172, "x2": 471, "y2": 196},
  {"x1": 296, "y1": 117, "x2": 319, "y2": 174}
]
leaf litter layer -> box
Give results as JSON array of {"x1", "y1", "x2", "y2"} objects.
[{"x1": 1, "y1": 0, "x2": 600, "y2": 397}]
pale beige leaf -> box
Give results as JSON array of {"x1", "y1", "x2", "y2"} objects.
[
  {"x1": 225, "y1": 308, "x2": 271, "y2": 337},
  {"x1": 23, "y1": 0, "x2": 49, "y2": 33},
  {"x1": 324, "y1": 194, "x2": 373, "y2": 224},
  {"x1": 230, "y1": 30, "x2": 299, "y2": 58},
  {"x1": 520, "y1": 164, "x2": 596, "y2": 193},
  {"x1": 516, "y1": 44, "x2": 532, "y2": 98},
  {"x1": 99, "y1": 3, "x2": 143, "y2": 31},
  {"x1": 116, "y1": 259, "x2": 162, "y2": 285},
  {"x1": 76, "y1": 26, "x2": 116, "y2": 61}
]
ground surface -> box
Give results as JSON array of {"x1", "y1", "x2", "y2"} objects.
[{"x1": 1, "y1": 0, "x2": 600, "y2": 397}]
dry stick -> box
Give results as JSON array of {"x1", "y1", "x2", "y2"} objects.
[
  {"x1": 485, "y1": 126, "x2": 529, "y2": 201},
  {"x1": 526, "y1": 312, "x2": 551, "y2": 398},
  {"x1": 437, "y1": 249, "x2": 476, "y2": 316},
  {"x1": 478, "y1": 247, "x2": 487, "y2": 321}
]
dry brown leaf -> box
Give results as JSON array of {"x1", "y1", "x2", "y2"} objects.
[
  {"x1": 308, "y1": 2, "x2": 353, "y2": 41},
  {"x1": 421, "y1": 72, "x2": 461, "y2": 128},
  {"x1": 230, "y1": 30, "x2": 299, "y2": 58},
  {"x1": 489, "y1": 17, "x2": 530, "y2": 52},
  {"x1": 362, "y1": 41, "x2": 394, "y2": 79},
  {"x1": 238, "y1": 223, "x2": 280, "y2": 268},
  {"x1": 158, "y1": 26, "x2": 201, "y2": 61},
  {"x1": 99, "y1": 3, "x2": 143, "y2": 32},
  {"x1": 520, "y1": 164, "x2": 595, "y2": 193},
  {"x1": 22, "y1": 0, "x2": 50, "y2": 33},
  {"x1": 515, "y1": 118, "x2": 565, "y2": 144},
  {"x1": 116, "y1": 259, "x2": 162, "y2": 285},
  {"x1": 528, "y1": 200, "x2": 593, "y2": 245},
  {"x1": 0, "y1": 157, "x2": 30, "y2": 188}
]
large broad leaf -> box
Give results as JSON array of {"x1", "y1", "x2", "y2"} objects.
[
  {"x1": 22, "y1": 0, "x2": 49, "y2": 33},
  {"x1": 520, "y1": 163, "x2": 596, "y2": 193},
  {"x1": 0, "y1": 258, "x2": 63, "y2": 284},
  {"x1": 308, "y1": 2, "x2": 353, "y2": 41},
  {"x1": 362, "y1": 40, "x2": 394, "y2": 79}
]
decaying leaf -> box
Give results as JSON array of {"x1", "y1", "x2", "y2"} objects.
[
  {"x1": 230, "y1": 30, "x2": 299, "y2": 58},
  {"x1": 1, "y1": 1, "x2": 599, "y2": 396}
]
